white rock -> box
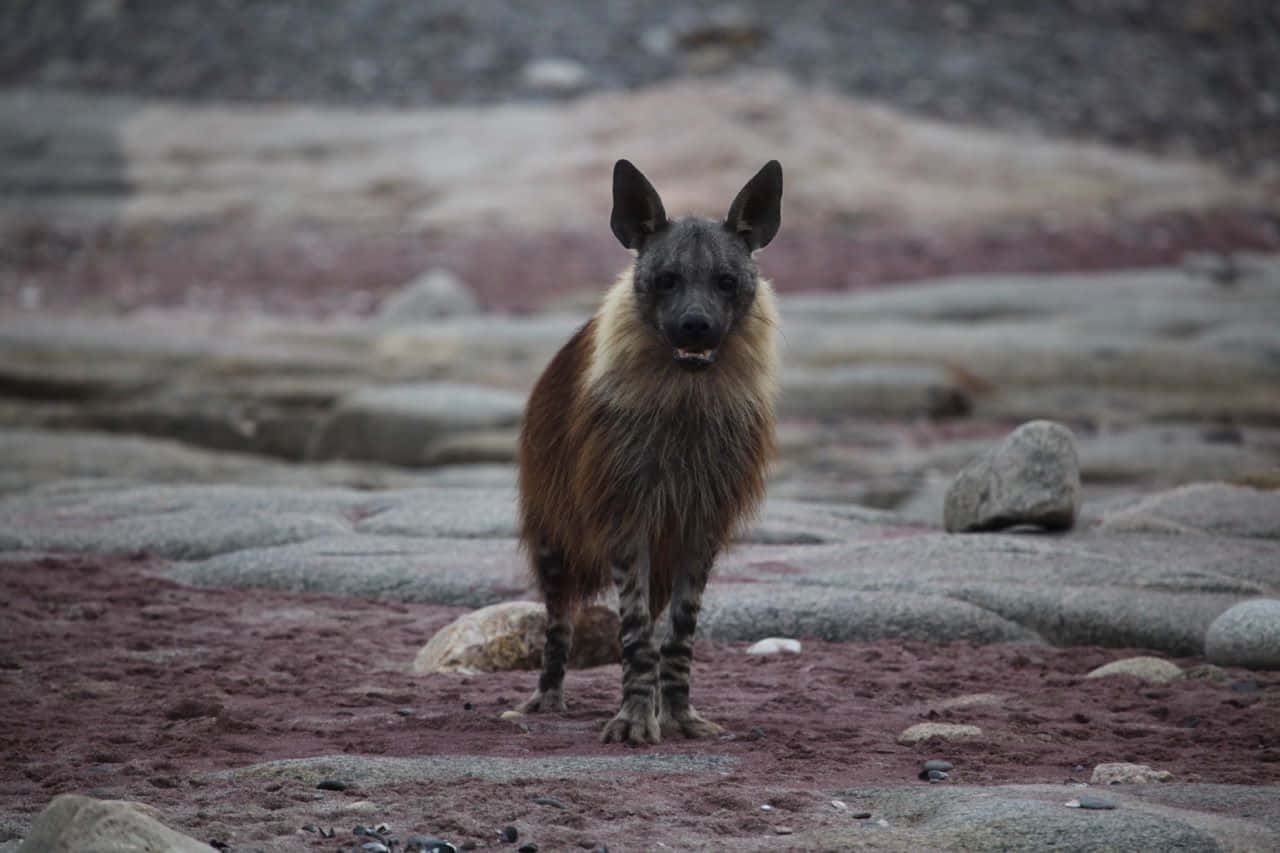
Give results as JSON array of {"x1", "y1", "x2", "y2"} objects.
[
  {"x1": 1085, "y1": 656, "x2": 1183, "y2": 684},
  {"x1": 521, "y1": 58, "x2": 589, "y2": 92},
  {"x1": 413, "y1": 601, "x2": 546, "y2": 674},
  {"x1": 897, "y1": 723, "x2": 984, "y2": 744},
  {"x1": 1205, "y1": 599, "x2": 1280, "y2": 670},
  {"x1": 376, "y1": 268, "x2": 478, "y2": 323},
  {"x1": 746, "y1": 637, "x2": 802, "y2": 655},
  {"x1": 1090, "y1": 762, "x2": 1172, "y2": 785},
  {"x1": 16, "y1": 794, "x2": 215, "y2": 853}
]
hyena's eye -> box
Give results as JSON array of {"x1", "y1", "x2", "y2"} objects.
[
  {"x1": 654, "y1": 272, "x2": 680, "y2": 293},
  {"x1": 715, "y1": 273, "x2": 737, "y2": 293}
]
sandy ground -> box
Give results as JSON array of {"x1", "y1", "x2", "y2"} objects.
[{"x1": 2, "y1": 554, "x2": 1276, "y2": 850}]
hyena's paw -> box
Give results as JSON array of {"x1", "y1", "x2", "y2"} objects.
[
  {"x1": 600, "y1": 700, "x2": 660, "y2": 746},
  {"x1": 518, "y1": 689, "x2": 566, "y2": 714},
  {"x1": 659, "y1": 706, "x2": 724, "y2": 739}
]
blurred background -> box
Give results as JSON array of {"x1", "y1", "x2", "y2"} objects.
[{"x1": 0, "y1": 0, "x2": 1278, "y2": 497}]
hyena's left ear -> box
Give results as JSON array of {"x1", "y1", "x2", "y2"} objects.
[
  {"x1": 725, "y1": 160, "x2": 782, "y2": 251},
  {"x1": 611, "y1": 160, "x2": 668, "y2": 250}
]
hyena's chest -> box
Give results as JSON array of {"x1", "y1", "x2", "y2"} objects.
[{"x1": 586, "y1": 397, "x2": 770, "y2": 540}]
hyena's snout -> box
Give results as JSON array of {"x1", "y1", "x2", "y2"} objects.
[{"x1": 667, "y1": 308, "x2": 725, "y2": 369}]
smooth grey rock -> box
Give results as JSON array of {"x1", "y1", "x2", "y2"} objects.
[
  {"x1": 1205, "y1": 599, "x2": 1280, "y2": 670},
  {"x1": 214, "y1": 753, "x2": 736, "y2": 787},
  {"x1": 16, "y1": 794, "x2": 214, "y2": 853},
  {"x1": 898, "y1": 723, "x2": 983, "y2": 744},
  {"x1": 166, "y1": 534, "x2": 527, "y2": 607},
  {"x1": 308, "y1": 383, "x2": 524, "y2": 466},
  {"x1": 376, "y1": 268, "x2": 478, "y2": 323},
  {"x1": 780, "y1": 365, "x2": 970, "y2": 419},
  {"x1": 351, "y1": 487, "x2": 518, "y2": 539},
  {"x1": 1101, "y1": 484, "x2": 1280, "y2": 539},
  {"x1": 1085, "y1": 657, "x2": 1183, "y2": 684},
  {"x1": 944, "y1": 420, "x2": 1081, "y2": 532}
]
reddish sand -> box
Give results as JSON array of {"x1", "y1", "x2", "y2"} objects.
[{"x1": 1, "y1": 554, "x2": 1277, "y2": 849}]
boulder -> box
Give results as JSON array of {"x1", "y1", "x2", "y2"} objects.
[
  {"x1": 1085, "y1": 656, "x2": 1183, "y2": 685},
  {"x1": 944, "y1": 420, "x2": 1081, "y2": 533},
  {"x1": 1204, "y1": 599, "x2": 1280, "y2": 670},
  {"x1": 16, "y1": 794, "x2": 214, "y2": 853}
]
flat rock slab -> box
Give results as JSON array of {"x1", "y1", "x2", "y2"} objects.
[
  {"x1": 1102, "y1": 483, "x2": 1280, "y2": 539},
  {"x1": 213, "y1": 753, "x2": 737, "y2": 787}
]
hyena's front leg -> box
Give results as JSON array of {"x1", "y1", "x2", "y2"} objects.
[
  {"x1": 658, "y1": 552, "x2": 723, "y2": 738},
  {"x1": 601, "y1": 542, "x2": 660, "y2": 745},
  {"x1": 519, "y1": 546, "x2": 573, "y2": 713}
]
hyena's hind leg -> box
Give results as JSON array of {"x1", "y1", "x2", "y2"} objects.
[
  {"x1": 658, "y1": 550, "x2": 723, "y2": 738},
  {"x1": 519, "y1": 545, "x2": 574, "y2": 713}
]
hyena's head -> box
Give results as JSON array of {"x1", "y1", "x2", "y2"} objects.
[{"x1": 610, "y1": 159, "x2": 782, "y2": 371}]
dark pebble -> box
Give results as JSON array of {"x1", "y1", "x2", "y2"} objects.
[
  {"x1": 926, "y1": 769, "x2": 948, "y2": 783},
  {"x1": 354, "y1": 824, "x2": 376, "y2": 837},
  {"x1": 532, "y1": 796, "x2": 567, "y2": 809},
  {"x1": 396, "y1": 708, "x2": 416, "y2": 717},
  {"x1": 918, "y1": 759, "x2": 954, "y2": 779},
  {"x1": 460, "y1": 842, "x2": 477, "y2": 851},
  {"x1": 499, "y1": 825, "x2": 519, "y2": 842},
  {"x1": 1077, "y1": 796, "x2": 1117, "y2": 810},
  {"x1": 517, "y1": 844, "x2": 539, "y2": 853},
  {"x1": 851, "y1": 811, "x2": 872, "y2": 819},
  {"x1": 317, "y1": 779, "x2": 348, "y2": 791},
  {"x1": 404, "y1": 837, "x2": 458, "y2": 853},
  {"x1": 301, "y1": 824, "x2": 317, "y2": 833},
  {"x1": 374, "y1": 824, "x2": 390, "y2": 835},
  {"x1": 463, "y1": 701, "x2": 473, "y2": 710}
]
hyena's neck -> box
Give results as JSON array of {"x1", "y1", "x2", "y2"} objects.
[{"x1": 584, "y1": 269, "x2": 780, "y2": 421}]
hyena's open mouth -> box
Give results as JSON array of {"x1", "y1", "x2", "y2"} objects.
[{"x1": 674, "y1": 347, "x2": 717, "y2": 369}]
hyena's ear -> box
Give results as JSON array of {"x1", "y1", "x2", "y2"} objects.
[
  {"x1": 725, "y1": 160, "x2": 783, "y2": 251},
  {"x1": 611, "y1": 159, "x2": 668, "y2": 250}
]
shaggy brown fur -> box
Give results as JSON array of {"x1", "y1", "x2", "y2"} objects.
[{"x1": 516, "y1": 160, "x2": 782, "y2": 744}]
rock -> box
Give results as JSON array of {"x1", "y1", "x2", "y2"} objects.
[
  {"x1": 1101, "y1": 484, "x2": 1280, "y2": 539},
  {"x1": 1205, "y1": 599, "x2": 1280, "y2": 669},
  {"x1": 376, "y1": 268, "x2": 478, "y2": 323},
  {"x1": 919, "y1": 760, "x2": 955, "y2": 780},
  {"x1": 1066, "y1": 796, "x2": 1118, "y2": 810},
  {"x1": 1090, "y1": 763, "x2": 1172, "y2": 785},
  {"x1": 944, "y1": 420, "x2": 1081, "y2": 533},
  {"x1": 404, "y1": 837, "x2": 457, "y2": 853},
  {"x1": 412, "y1": 602, "x2": 620, "y2": 674},
  {"x1": 897, "y1": 723, "x2": 983, "y2": 745},
  {"x1": 745, "y1": 637, "x2": 802, "y2": 656},
  {"x1": 361, "y1": 842, "x2": 390, "y2": 853},
  {"x1": 926, "y1": 770, "x2": 948, "y2": 783},
  {"x1": 317, "y1": 779, "x2": 348, "y2": 791},
  {"x1": 520, "y1": 58, "x2": 589, "y2": 92},
  {"x1": 308, "y1": 383, "x2": 524, "y2": 467},
  {"x1": 1085, "y1": 657, "x2": 1183, "y2": 685},
  {"x1": 499, "y1": 825, "x2": 518, "y2": 843},
  {"x1": 780, "y1": 365, "x2": 970, "y2": 419},
  {"x1": 16, "y1": 794, "x2": 215, "y2": 853}
]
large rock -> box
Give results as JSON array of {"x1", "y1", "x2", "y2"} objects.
[
  {"x1": 308, "y1": 382, "x2": 524, "y2": 466},
  {"x1": 1204, "y1": 599, "x2": 1280, "y2": 670},
  {"x1": 412, "y1": 601, "x2": 619, "y2": 674},
  {"x1": 376, "y1": 268, "x2": 479, "y2": 323},
  {"x1": 780, "y1": 365, "x2": 970, "y2": 419},
  {"x1": 944, "y1": 420, "x2": 1081, "y2": 533},
  {"x1": 16, "y1": 794, "x2": 214, "y2": 853},
  {"x1": 1085, "y1": 657, "x2": 1183, "y2": 685},
  {"x1": 1101, "y1": 484, "x2": 1280, "y2": 539}
]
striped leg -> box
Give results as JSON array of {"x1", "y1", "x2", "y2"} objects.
[
  {"x1": 519, "y1": 546, "x2": 573, "y2": 713},
  {"x1": 658, "y1": 552, "x2": 723, "y2": 738},
  {"x1": 600, "y1": 542, "x2": 660, "y2": 745}
]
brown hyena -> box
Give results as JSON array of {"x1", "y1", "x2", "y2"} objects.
[{"x1": 516, "y1": 159, "x2": 783, "y2": 745}]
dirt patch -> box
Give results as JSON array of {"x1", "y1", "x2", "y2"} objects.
[{"x1": 1, "y1": 553, "x2": 1277, "y2": 849}]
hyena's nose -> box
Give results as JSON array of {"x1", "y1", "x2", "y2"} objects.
[{"x1": 680, "y1": 313, "x2": 712, "y2": 339}]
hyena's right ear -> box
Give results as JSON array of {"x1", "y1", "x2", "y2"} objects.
[{"x1": 610, "y1": 160, "x2": 668, "y2": 250}]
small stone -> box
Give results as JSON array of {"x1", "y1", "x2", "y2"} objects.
[
  {"x1": 361, "y1": 842, "x2": 390, "y2": 853},
  {"x1": 521, "y1": 58, "x2": 589, "y2": 92},
  {"x1": 920, "y1": 759, "x2": 954, "y2": 779},
  {"x1": 830, "y1": 800, "x2": 848, "y2": 811},
  {"x1": 517, "y1": 843, "x2": 539, "y2": 853},
  {"x1": 897, "y1": 723, "x2": 983, "y2": 744},
  {"x1": 532, "y1": 796, "x2": 567, "y2": 809},
  {"x1": 852, "y1": 811, "x2": 872, "y2": 819},
  {"x1": 1205, "y1": 599, "x2": 1280, "y2": 670},
  {"x1": 745, "y1": 637, "x2": 802, "y2": 655},
  {"x1": 944, "y1": 420, "x2": 1081, "y2": 533},
  {"x1": 404, "y1": 837, "x2": 458, "y2": 853},
  {"x1": 499, "y1": 710, "x2": 524, "y2": 721},
  {"x1": 926, "y1": 769, "x2": 948, "y2": 783},
  {"x1": 1066, "y1": 796, "x2": 1118, "y2": 810},
  {"x1": 354, "y1": 824, "x2": 376, "y2": 836},
  {"x1": 316, "y1": 779, "x2": 348, "y2": 791},
  {"x1": 1085, "y1": 657, "x2": 1183, "y2": 684},
  {"x1": 1090, "y1": 763, "x2": 1172, "y2": 785},
  {"x1": 374, "y1": 823, "x2": 390, "y2": 835},
  {"x1": 499, "y1": 825, "x2": 518, "y2": 842},
  {"x1": 775, "y1": 826, "x2": 794, "y2": 835},
  {"x1": 760, "y1": 804, "x2": 773, "y2": 811}
]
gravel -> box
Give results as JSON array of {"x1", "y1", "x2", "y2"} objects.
[{"x1": 3, "y1": 0, "x2": 1277, "y2": 172}]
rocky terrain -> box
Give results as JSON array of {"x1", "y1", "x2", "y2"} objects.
[{"x1": 2, "y1": 2, "x2": 1280, "y2": 850}]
